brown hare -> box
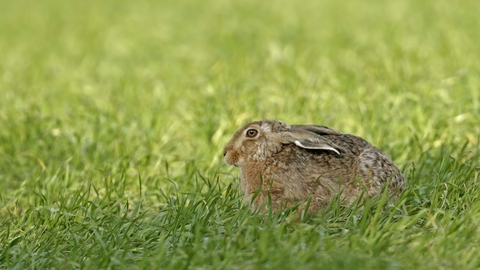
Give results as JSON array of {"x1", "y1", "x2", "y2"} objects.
[{"x1": 223, "y1": 119, "x2": 405, "y2": 217}]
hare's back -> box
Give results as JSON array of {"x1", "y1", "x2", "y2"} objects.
[{"x1": 328, "y1": 133, "x2": 405, "y2": 190}]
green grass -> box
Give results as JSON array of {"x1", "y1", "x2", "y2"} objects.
[{"x1": 1, "y1": 0, "x2": 479, "y2": 269}]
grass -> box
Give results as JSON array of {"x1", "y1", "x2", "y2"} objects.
[{"x1": 0, "y1": 0, "x2": 479, "y2": 268}]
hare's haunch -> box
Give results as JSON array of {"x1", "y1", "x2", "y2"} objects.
[{"x1": 223, "y1": 120, "x2": 405, "y2": 216}]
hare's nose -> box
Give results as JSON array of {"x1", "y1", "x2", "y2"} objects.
[{"x1": 223, "y1": 149, "x2": 227, "y2": 156}]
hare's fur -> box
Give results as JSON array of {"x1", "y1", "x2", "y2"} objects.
[{"x1": 223, "y1": 120, "x2": 405, "y2": 216}]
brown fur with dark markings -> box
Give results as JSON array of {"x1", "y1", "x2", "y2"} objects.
[{"x1": 223, "y1": 120, "x2": 405, "y2": 216}]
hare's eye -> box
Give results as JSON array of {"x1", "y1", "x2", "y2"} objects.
[{"x1": 246, "y1": 129, "x2": 258, "y2": 138}]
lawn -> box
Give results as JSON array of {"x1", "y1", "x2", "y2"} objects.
[{"x1": 0, "y1": 0, "x2": 479, "y2": 269}]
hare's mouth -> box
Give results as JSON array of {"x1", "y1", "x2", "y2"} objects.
[
  {"x1": 225, "y1": 159, "x2": 240, "y2": 167},
  {"x1": 224, "y1": 155, "x2": 235, "y2": 166},
  {"x1": 224, "y1": 154, "x2": 242, "y2": 167}
]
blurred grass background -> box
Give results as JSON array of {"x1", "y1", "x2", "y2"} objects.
[{"x1": 0, "y1": 0, "x2": 479, "y2": 268}]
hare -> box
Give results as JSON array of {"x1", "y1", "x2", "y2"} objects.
[{"x1": 223, "y1": 119, "x2": 405, "y2": 217}]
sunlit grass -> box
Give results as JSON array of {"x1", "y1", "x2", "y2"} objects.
[{"x1": 1, "y1": 0, "x2": 479, "y2": 269}]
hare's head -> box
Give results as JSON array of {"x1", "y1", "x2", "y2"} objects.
[{"x1": 223, "y1": 120, "x2": 341, "y2": 167}]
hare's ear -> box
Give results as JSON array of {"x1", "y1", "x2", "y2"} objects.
[
  {"x1": 291, "y1": 125, "x2": 341, "y2": 136},
  {"x1": 293, "y1": 140, "x2": 340, "y2": 155},
  {"x1": 282, "y1": 130, "x2": 341, "y2": 155}
]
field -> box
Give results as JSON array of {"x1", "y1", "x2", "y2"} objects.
[{"x1": 1, "y1": 0, "x2": 479, "y2": 269}]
